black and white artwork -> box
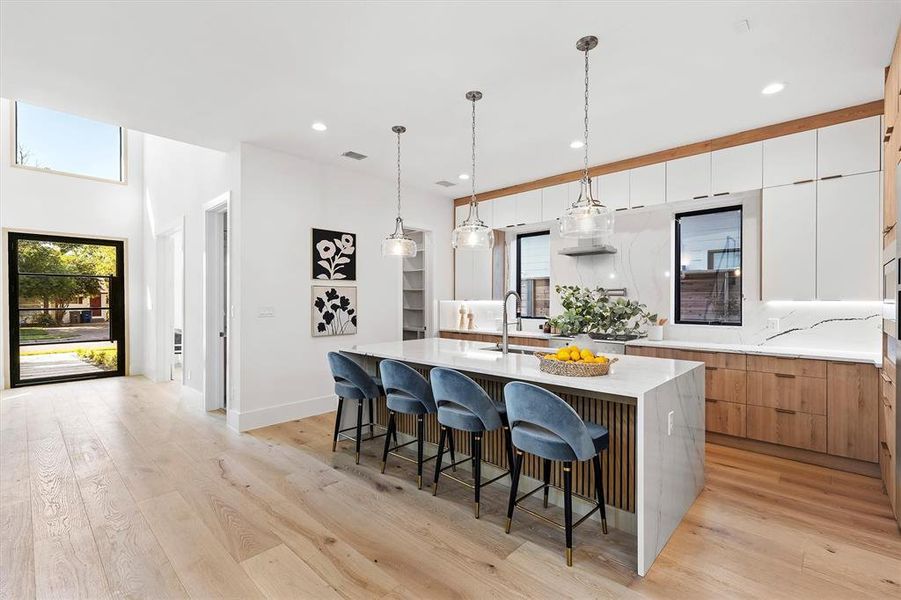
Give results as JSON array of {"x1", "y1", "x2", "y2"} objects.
[
  {"x1": 312, "y1": 285, "x2": 357, "y2": 337},
  {"x1": 312, "y1": 228, "x2": 356, "y2": 280}
]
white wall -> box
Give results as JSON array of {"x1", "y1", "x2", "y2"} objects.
[
  {"x1": 0, "y1": 97, "x2": 144, "y2": 387},
  {"x1": 141, "y1": 134, "x2": 230, "y2": 394},
  {"x1": 233, "y1": 143, "x2": 452, "y2": 430}
]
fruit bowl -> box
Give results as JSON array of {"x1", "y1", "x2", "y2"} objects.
[{"x1": 535, "y1": 347, "x2": 618, "y2": 377}]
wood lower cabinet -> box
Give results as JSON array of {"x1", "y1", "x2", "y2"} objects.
[
  {"x1": 827, "y1": 362, "x2": 879, "y2": 462},
  {"x1": 439, "y1": 330, "x2": 549, "y2": 348},
  {"x1": 746, "y1": 405, "x2": 827, "y2": 453},
  {"x1": 627, "y1": 344, "x2": 880, "y2": 466},
  {"x1": 747, "y1": 371, "x2": 827, "y2": 415},
  {"x1": 705, "y1": 367, "x2": 747, "y2": 404},
  {"x1": 705, "y1": 399, "x2": 746, "y2": 437}
]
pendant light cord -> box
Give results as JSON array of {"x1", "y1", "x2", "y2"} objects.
[
  {"x1": 470, "y1": 96, "x2": 477, "y2": 208},
  {"x1": 583, "y1": 46, "x2": 590, "y2": 186},
  {"x1": 396, "y1": 128, "x2": 402, "y2": 224}
]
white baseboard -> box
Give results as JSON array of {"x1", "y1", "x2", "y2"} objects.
[{"x1": 231, "y1": 394, "x2": 337, "y2": 432}]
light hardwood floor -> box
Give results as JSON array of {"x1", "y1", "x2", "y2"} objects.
[{"x1": 1, "y1": 375, "x2": 899, "y2": 599}]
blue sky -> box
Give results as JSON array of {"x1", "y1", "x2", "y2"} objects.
[{"x1": 16, "y1": 101, "x2": 122, "y2": 181}]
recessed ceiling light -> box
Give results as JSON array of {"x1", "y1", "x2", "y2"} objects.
[
  {"x1": 570, "y1": 140, "x2": 584, "y2": 149},
  {"x1": 311, "y1": 122, "x2": 327, "y2": 131},
  {"x1": 458, "y1": 173, "x2": 470, "y2": 180},
  {"x1": 761, "y1": 82, "x2": 785, "y2": 95}
]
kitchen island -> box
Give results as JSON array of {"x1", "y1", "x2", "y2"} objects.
[{"x1": 342, "y1": 337, "x2": 705, "y2": 575}]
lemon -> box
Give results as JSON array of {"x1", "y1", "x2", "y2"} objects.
[
  {"x1": 555, "y1": 349, "x2": 569, "y2": 360},
  {"x1": 580, "y1": 349, "x2": 594, "y2": 361},
  {"x1": 595, "y1": 356, "x2": 609, "y2": 364},
  {"x1": 568, "y1": 350, "x2": 579, "y2": 361}
]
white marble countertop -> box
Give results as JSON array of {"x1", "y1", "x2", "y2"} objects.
[
  {"x1": 344, "y1": 338, "x2": 702, "y2": 398},
  {"x1": 625, "y1": 338, "x2": 881, "y2": 366},
  {"x1": 439, "y1": 327, "x2": 553, "y2": 339}
]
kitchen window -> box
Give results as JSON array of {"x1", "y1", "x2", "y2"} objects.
[
  {"x1": 674, "y1": 206, "x2": 742, "y2": 325},
  {"x1": 13, "y1": 101, "x2": 126, "y2": 183},
  {"x1": 516, "y1": 231, "x2": 550, "y2": 318}
]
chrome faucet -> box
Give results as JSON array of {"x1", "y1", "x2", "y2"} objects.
[{"x1": 501, "y1": 290, "x2": 522, "y2": 355}]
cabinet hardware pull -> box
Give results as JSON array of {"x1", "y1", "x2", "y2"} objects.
[
  {"x1": 713, "y1": 192, "x2": 729, "y2": 196},
  {"x1": 881, "y1": 372, "x2": 892, "y2": 383},
  {"x1": 792, "y1": 179, "x2": 814, "y2": 185},
  {"x1": 884, "y1": 223, "x2": 896, "y2": 235},
  {"x1": 820, "y1": 174, "x2": 843, "y2": 180},
  {"x1": 705, "y1": 399, "x2": 718, "y2": 403},
  {"x1": 882, "y1": 441, "x2": 890, "y2": 451},
  {"x1": 887, "y1": 125, "x2": 894, "y2": 135},
  {"x1": 774, "y1": 408, "x2": 796, "y2": 414},
  {"x1": 775, "y1": 373, "x2": 796, "y2": 379},
  {"x1": 632, "y1": 204, "x2": 645, "y2": 209},
  {"x1": 705, "y1": 366, "x2": 718, "y2": 371},
  {"x1": 692, "y1": 195, "x2": 708, "y2": 200}
]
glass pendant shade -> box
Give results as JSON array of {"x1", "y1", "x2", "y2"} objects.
[
  {"x1": 560, "y1": 179, "x2": 614, "y2": 239},
  {"x1": 452, "y1": 206, "x2": 495, "y2": 250},
  {"x1": 382, "y1": 218, "x2": 417, "y2": 257}
]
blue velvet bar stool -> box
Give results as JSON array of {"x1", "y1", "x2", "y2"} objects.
[
  {"x1": 503, "y1": 381, "x2": 609, "y2": 567},
  {"x1": 327, "y1": 352, "x2": 388, "y2": 465},
  {"x1": 430, "y1": 367, "x2": 516, "y2": 518},
  {"x1": 378, "y1": 360, "x2": 440, "y2": 489}
]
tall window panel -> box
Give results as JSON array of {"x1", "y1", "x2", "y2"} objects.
[
  {"x1": 516, "y1": 231, "x2": 551, "y2": 318},
  {"x1": 675, "y1": 206, "x2": 742, "y2": 325}
]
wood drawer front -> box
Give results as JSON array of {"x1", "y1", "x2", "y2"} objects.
[
  {"x1": 746, "y1": 355, "x2": 826, "y2": 378},
  {"x1": 827, "y1": 362, "x2": 879, "y2": 463},
  {"x1": 705, "y1": 399, "x2": 746, "y2": 437},
  {"x1": 880, "y1": 391, "x2": 897, "y2": 459},
  {"x1": 746, "y1": 371, "x2": 826, "y2": 415},
  {"x1": 509, "y1": 336, "x2": 549, "y2": 348},
  {"x1": 626, "y1": 346, "x2": 658, "y2": 358},
  {"x1": 879, "y1": 442, "x2": 895, "y2": 512},
  {"x1": 746, "y1": 405, "x2": 827, "y2": 453},
  {"x1": 705, "y1": 367, "x2": 747, "y2": 403},
  {"x1": 671, "y1": 349, "x2": 746, "y2": 370},
  {"x1": 882, "y1": 369, "x2": 896, "y2": 412}
]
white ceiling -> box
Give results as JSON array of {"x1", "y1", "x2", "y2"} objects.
[{"x1": 1, "y1": 1, "x2": 899, "y2": 200}]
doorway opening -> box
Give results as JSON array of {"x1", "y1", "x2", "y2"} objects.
[
  {"x1": 154, "y1": 226, "x2": 185, "y2": 385},
  {"x1": 7, "y1": 232, "x2": 126, "y2": 387},
  {"x1": 203, "y1": 193, "x2": 229, "y2": 412}
]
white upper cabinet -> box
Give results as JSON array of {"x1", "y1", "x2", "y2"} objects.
[
  {"x1": 711, "y1": 142, "x2": 762, "y2": 195},
  {"x1": 816, "y1": 172, "x2": 880, "y2": 300},
  {"x1": 762, "y1": 130, "x2": 817, "y2": 187},
  {"x1": 540, "y1": 183, "x2": 567, "y2": 222},
  {"x1": 761, "y1": 182, "x2": 817, "y2": 300},
  {"x1": 514, "y1": 190, "x2": 542, "y2": 225},
  {"x1": 629, "y1": 163, "x2": 666, "y2": 208},
  {"x1": 817, "y1": 116, "x2": 880, "y2": 179},
  {"x1": 492, "y1": 194, "x2": 516, "y2": 228},
  {"x1": 597, "y1": 171, "x2": 630, "y2": 210},
  {"x1": 455, "y1": 203, "x2": 469, "y2": 227},
  {"x1": 665, "y1": 153, "x2": 711, "y2": 203}
]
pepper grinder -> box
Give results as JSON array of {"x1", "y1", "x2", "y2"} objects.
[{"x1": 458, "y1": 304, "x2": 467, "y2": 330}]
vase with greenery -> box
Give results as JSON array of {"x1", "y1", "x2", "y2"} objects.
[{"x1": 547, "y1": 285, "x2": 657, "y2": 339}]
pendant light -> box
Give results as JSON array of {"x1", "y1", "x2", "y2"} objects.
[
  {"x1": 452, "y1": 91, "x2": 495, "y2": 250},
  {"x1": 382, "y1": 125, "x2": 417, "y2": 257},
  {"x1": 560, "y1": 36, "x2": 614, "y2": 239}
]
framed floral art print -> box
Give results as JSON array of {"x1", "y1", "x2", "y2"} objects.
[
  {"x1": 312, "y1": 228, "x2": 356, "y2": 280},
  {"x1": 312, "y1": 285, "x2": 357, "y2": 337}
]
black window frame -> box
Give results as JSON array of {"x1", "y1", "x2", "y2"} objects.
[
  {"x1": 674, "y1": 205, "x2": 743, "y2": 326},
  {"x1": 515, "y1": 229, "x2": 551, "y2": 320}
]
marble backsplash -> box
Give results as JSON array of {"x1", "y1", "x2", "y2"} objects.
[{"x1": 547, "y1": 191, "x2": 882, "y2": 355}]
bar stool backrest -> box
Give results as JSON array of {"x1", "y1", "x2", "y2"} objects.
[
  {"x1": 503, "y1": 381, "x2": 596, "y2": 461},
  {"x1": 379, "y1": 360, "x2": 436, "y2": 412},
  {"x1": 430, "y1": 368, "x2": 502, "y2": 431},
  {"x1": 327, "y1": 352, "x2": 379, "y2": 399}
]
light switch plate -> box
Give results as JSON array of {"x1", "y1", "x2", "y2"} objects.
[
  {"x1": 667, "y1": 410, "x2": 674, "y2": 436},
  {"x1": 258, "y1": 306, "x2": 275, "y2": 318},
  {"x1": 767, "y1": 318, "x2": 780, "y2": 332}
]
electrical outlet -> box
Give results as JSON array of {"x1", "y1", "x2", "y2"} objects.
[
  {"x1": 667, "y1": 410, "x2": 674, "y2": 436},
  {"x1": 767, "y1": 318, "x2": 780, "y2": 331}
]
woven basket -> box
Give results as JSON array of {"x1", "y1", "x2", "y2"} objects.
[{"x1": 535, "y1": 353, "x2": 618, "y2": 377}]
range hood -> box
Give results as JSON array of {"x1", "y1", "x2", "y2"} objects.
[{"x1": 557, "y1": 240, "x2": 617, "y2": 256}]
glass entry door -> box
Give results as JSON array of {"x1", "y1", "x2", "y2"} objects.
[{"x1": 8, "y1": 232, "x2": 125, "y2": 386}]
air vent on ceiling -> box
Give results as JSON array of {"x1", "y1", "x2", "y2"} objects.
[
  {"x1": 435, "y1": 180, "x2": 457, "y2": 187},
  {"x1": 341, "y1": 151, "x2": 368, "y2": 160}
]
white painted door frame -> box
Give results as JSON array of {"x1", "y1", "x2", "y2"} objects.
[
  {"x1": 153, "y1": 222, "x2": 184, "y2": 383},
  {"x1": 203, "y1": 192, "x2": 230, "y2": 412}
]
